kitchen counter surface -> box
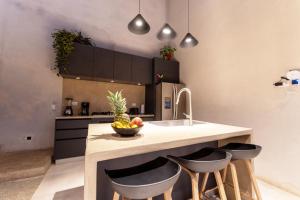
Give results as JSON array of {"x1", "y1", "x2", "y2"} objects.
[
  {"x1": 55, "y1": 114, "x2": 154, "y2": 120},
  {"x1": 86, "y1": 120, "x2": 252, "y2": 160},
  {"x1": 85, "y1": 120, "x2": 253, "y2": 200}
]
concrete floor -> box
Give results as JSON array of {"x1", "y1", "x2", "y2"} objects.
[
  {"x1": 0, "y1": 176, "x2": 43, "y2": 200},
  {"x1": 0, "y1": 149, "x2": 51, "y2": 182},
  {"x1": 31, "y1": 157, "x2": 84, "y2": 200},
  {"x1": 31, "y1": 158, "x2": 300, "y2": 200},
  {"x1": 0, "y1": 149, "x2": 51, "y2": 200}
]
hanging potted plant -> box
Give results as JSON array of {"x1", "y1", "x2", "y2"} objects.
[
  {"x1": 51, "y1": 29, "x2": 92, "y2": 76},
  {"x1": 160, "y1": 46, "x2": 176, "y2": 61}
]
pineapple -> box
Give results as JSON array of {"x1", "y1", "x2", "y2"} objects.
[{"x1": 107, "y1": 91, "x2": 130, "y2": 127}]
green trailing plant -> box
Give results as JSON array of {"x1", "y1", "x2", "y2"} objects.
[
  {"x1": 74, "y1": 32, "x2": 92, "y2": 45},
  {"x1": 51, "y1": 29, "x2": 92, "y2": 75},
  {"x1": 160, "y1": 46, "x2": 176, "y2": 61}
]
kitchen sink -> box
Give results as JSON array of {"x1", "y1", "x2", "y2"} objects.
[{"x1": 150, "y1": 120, "x2": 206, "y2": 127}]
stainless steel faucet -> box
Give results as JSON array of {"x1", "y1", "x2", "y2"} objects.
[{"x1": 176, "y1": 88, "x2": 193, "y2": 126}]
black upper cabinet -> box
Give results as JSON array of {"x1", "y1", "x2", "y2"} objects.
[
  {"x1": 154, "y1": 58, "x2": 179, "y2": 83},
  {"x1": 63, "y1": 43, "x2": 94, "y2": 78},
  {"x1": 94, "y1": 48, "x2": 114, "y2": 80},
  {"x1": 131, "y1": 56, "x2": 152, "y2": 84},
  {"x1": 113, "y1": 52, "x2": 132, "y2": 82},
  {"x1": 62, "y1": 44, "x2": 175, "y2": 85}
]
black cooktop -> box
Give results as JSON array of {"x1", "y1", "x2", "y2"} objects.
[{"x1": 91, "y1": 111, "x2": 113, "y2": 116}]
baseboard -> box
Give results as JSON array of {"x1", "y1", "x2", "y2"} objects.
[{"x1": 55, "y1": 156, "x2": 84, "y2": 164}]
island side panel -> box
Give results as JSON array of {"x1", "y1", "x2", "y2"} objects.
[
  {"x1": 85, "y1": 155, "x2": 98, "y2": 200},
  {"x1": 96, "y1": 142, "x2": 218, "y2": 200},
  {"x1": 218, "y1": 134, "x2": 252, "y2": 200}
]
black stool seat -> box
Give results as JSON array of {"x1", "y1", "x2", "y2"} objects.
[
  {"x1": 221, "y1": 143, "x2": 262, "y2": 160},
  {"x1": 168, "y1": 147, "x2": 232, "y2": 173},
  {"x1": 105, "y1": 157, "x2": 181, "y2": 199}
]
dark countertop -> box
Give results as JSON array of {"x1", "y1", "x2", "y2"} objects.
[{"x1": 55, "y1": 114, "x2": 155, "y2": 120}]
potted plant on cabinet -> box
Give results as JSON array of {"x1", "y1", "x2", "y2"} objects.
[
  {"x1": 51, "y1": 29, "x2": 93, "y2": 76},
  {"x1": 160, "y1": 46, "x2": 176, "y2": 61}
]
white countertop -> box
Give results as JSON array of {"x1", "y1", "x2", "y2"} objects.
[
  {"x1": 55, "y1": 114, "x2": 155, "y2": 120},
  {"x1": 86, "y1": 120, "x2": 252, "y2": 161}
]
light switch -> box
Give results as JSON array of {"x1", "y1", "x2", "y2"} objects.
[{"x1": 51, "y1": 103, "x2": 56, "y2": 111}]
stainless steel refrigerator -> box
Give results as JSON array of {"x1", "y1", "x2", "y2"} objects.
[{"x1": 155, "y1": 82, "x2": 186, "y2": 120}]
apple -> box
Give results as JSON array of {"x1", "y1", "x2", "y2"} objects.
[
  {"x1": 130, "y1": 117, "x2": 143, "y2": 127},
  {"x1": 131, "y1": 124, "x2": 138, "y2": 128}
]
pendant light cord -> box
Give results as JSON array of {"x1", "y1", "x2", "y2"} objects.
[
  {"x1": 139, "y1": 0, "x2": 141, "y2": 14},
  {"x1": 187, "y1": 0, "x2": 190, "y2": 32}
]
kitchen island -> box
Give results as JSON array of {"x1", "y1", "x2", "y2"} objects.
[{"x1": 85, "y1": 120, "x2": 253, "y2": 200}]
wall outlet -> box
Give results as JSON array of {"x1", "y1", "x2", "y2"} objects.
[{"x1": 24, "y1": 136, "x2": 32, "y2": 141}]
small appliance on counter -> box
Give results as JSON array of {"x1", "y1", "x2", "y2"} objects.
[
  {"x1": 63, "y1": 97, "x2": 73, "y2": 116},
  {"x1": 129, "y1": 107, "x2": 139, "y2": 115},
  {"x1": 140, "y1": 104, "x2": 145, "y2": 114},
  {"x1": 80, "y1": 102, "x2": 90, "y2": 116},
  {"x1": 129, "y1": 103, "x2": 139, "y2": 115}
]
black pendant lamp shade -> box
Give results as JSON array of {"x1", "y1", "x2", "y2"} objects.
[
  {"x1": 128, "y1": 0, "x2": 150, "y2": 35},
  {"x1": 180, "y1": 32, "x2": 198, "y2": 48},
  {"x1": 157, "y1": 23, "x2": 177, "y2": 41},
  {"x1": 180, "y1": 0, "x2": 198, "y2": 48}
]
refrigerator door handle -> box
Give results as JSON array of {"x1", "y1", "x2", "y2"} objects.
[
  {"x1": 172, "y1": 85, "x2": 175, "y2": 120},
  {"x1": 174, "y1": 85, "x2": 178, "y2": 120},
  {"x1": 176, "y1": 86, "x2": 178, "y2": 119}
]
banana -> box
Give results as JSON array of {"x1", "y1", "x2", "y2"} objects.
[{"x1": 112, "y1": 121, "x2": 132, "y2": 128}]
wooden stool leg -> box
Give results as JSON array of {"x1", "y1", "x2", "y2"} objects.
[
  {"x1": 191, "y1": 172, "x2": 200, "y2": 200},
  {"x1": 222, "y1": 165, "x2": 228, "y2": 183},
  {"x1": 163, "y1": 187, "x2": 173, "y2": 200},
  {"x1": 113, "y1": 192, "x2": 120, "y2": 200},
  {"x1": 214, "y1": 171, "x2": 227, "y2": 200},
  {"x1": 229, "y1": 163, "x2": 242, "y2": 200},
  {"x1": 199, "y1": 172, "x2": 209, "y2": 199},
  {"x1": 181, "y1": 166, "x2": 200, "y2": 200},
  {"x1": 245, "y1": 160, "x2": 262, "y2": 200}
]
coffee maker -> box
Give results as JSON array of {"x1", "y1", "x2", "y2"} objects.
[
  {"x1": 80, "y1": 102, "x2": 90, "y2": 116},
  {"x1": 63, "y1": 97, "x2": 73, "y2": 116}
]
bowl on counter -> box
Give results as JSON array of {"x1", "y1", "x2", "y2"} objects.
[{"x1": 112, "y1": 125, "x2": 143, "y2": 137}]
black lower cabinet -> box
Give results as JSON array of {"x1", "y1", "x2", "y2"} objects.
[
  {"x1": 53, "y1": 116, "x2": 154, "y2": 162},
  {"x1": 55, "y1": 129, "x2": 87, "y2": 140},
  {"x1": 140, "y1": 117, "x2": 153, "y2": 121},
  {"x1": 53, "y1": 118, "x2": 93, "y2": 162},
  {"x1": 54, "y1": 138, "x2": 86, "y2": 160}
]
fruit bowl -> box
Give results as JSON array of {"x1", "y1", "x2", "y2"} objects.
[{"x1": 112, "y1": 125, "x2": 143, "y2": 137}]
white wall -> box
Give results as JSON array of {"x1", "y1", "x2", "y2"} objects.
[
  {"x1": 0, "y1": 0, "x2": 167, "y2": 152},
  {"x1": 168, "y1": 0, "x2": 300, "y2": 195}
]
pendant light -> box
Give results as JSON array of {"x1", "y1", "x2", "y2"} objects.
[
  {"x1": 128, "y1": 0, "x2": 150, "y2": 35},
  {"x1": 157, "y1": 23, "x2": 177, "y2": 41},
  {"x1": 180, "y1": 0, "x2": 198, "y2": 48}
]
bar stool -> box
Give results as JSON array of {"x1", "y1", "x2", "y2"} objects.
[
  {"x1": 168, "y1": 147, "x2": 232, "y2": 200},
  {"x1": 105, "y1": 157, "x2": 181, "y2": 200},
  {"x1": 221, "y1": 143, "x2": 262, "y2": 200}
]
